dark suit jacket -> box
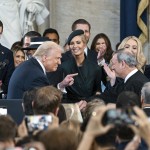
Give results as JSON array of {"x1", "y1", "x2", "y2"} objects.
[
  {"x1": 7, "y1": 58, "x2": 50, "y2": 99},
  {"x1": 46, "y1": 66, "x2": 63, "y2": 87},
  {"x1": 61, "y1": 57, "x2": 102, "y2": 103},
  {"x1": 99, "y1": 71, "x2": 149, "y2": 104},
  {"x1": 48, "y1": 48, "x2": 97, "y2": 88},
  {"x1": 144, "y1": 64, "x2": 150, "y2": 80},
  {"x1": 61, "y1": 48, "x2": 97, "y2": 63},
  {"x1": 0, "y1": 44, "x2": 15, "y2": 97}
]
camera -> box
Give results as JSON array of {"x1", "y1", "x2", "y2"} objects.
[
  {"x1": 25, "y1": 115, "x2": 52, "y2": 133},
  {"x1": 102, "y1": 108, "x2": 135, "y2": 126}
]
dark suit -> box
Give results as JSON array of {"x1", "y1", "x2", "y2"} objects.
[
  {"x1": 48, "y1": 48, "x2": 97, "y2": 88},
  {"x1": 46, "y1": 66, "x2": 63, "y2": 87},
  {"x1": 7, "y1": 57, "x2": 50, "y2": 99},
  {"x1": 144, "y1": 64, "x2": 150, "y2": 80},
  {"x1": 0, "y1": 44, "x2": 15, "y2": 98},
  {"x1": 99, "y1": 71, "x2": 149, "y2": 104},
  {"x1": 61, "y1": 57, "x2": 102, "y2": 103},
  {"x1": 61, "y1": 48, "x2": 97, "y2": 63}
]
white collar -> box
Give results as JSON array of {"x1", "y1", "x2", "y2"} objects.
[
  {"x1": 34, "y1": 57, "x2": 46, "y2": 75},
  {"x1": 124, "y1": 69, "x2": 138, "y2": 83},
  {"x1": 84, "y1": 47, "x2": 88, "y2": 56},
  {"x1": 144, "y1": 106, "x2": 150, "y2": 109}
]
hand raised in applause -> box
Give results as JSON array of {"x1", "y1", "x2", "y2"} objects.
[{"x1": 103, "y1": 63, "x2": 116, "y2": 86}]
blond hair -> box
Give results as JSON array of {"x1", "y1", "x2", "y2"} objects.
[
  {"x1": 118, "y1": 36, "x2": 146, "y2": 72},
  {"x1": 33, "y1": 41, "x2": 62, "y2": 58}
]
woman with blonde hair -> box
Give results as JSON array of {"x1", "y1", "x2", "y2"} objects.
[
  {"x1": 104, "y1": 36, "x2": 147, "y2": 86},
  {"x1": 118, "y1": 36, "x2": 146, "y2": 72}
]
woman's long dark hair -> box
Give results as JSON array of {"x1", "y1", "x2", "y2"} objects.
[{"x1": 91, "y1": 33, "x2": 113, "y2": 63}]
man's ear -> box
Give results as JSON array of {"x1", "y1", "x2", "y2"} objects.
[
  {"x1": 41, "y1": 55, "x2": 47, "y2": 62},
  {"x1": 121, "y1": 60, "x2": 126, "y2": 68}
]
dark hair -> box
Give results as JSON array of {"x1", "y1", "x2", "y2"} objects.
[
  {"x1": 57, "y1": 104, "x2": 67, "y2": 123},
  {"x1": 33, "y1": 86, "x2": 62, "y2": 114},
  {"x1": 116, "y1": 91, "x2": 140, "y2": 141},
  {"x1": 23, "y1": 31, "x2": 41, "y2": 37},
  {"x1": 72, "y1": 19, "x2": 91, "y2": 31},
  {"x1": 0, "y1": 20, "x2": 3, "y2": 32},
  {"x1": 116, "y1": 91, "x2": 141, "y2": 108},
  {"x1": 39, "y1": 128, "x2": 78, "y2": 150},
  {"x1": 0, "y1": 115, "x2": 17, "y2": 142},
  {"x1": 23, "y1": 88, "x2": 39, "y2": 115},
  {"x1": 22, "y1": 31, "x2": 41, "y2": 44},
  {"x1": 43, "y1": 28, "x2": 59, "y2": 41},
  {"x1": 90, "y1": 33, "x2": 113, "y2": 63},
  {"x1": 11, "y1": 41, "x2": 23, "y2": 50},
  {"x1": 95, "y1": 129, "x2": 116, "y2": 147},
  {"x1": 11, "y1": 45, "x2": 25, "y2": 59}
]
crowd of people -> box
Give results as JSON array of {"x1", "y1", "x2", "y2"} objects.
[{"x1": 0, "y1": 18, "x2": 150, "y2": 150}]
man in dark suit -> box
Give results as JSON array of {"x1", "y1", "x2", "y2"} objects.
[
  {"x1": 0, "y1": 20, "x2": 15, "y2": 99},
  {"x1": 99, "y1": 49, "x2": 149, "y2": 104},
  {"x1": 62, "y1": 19, "x2": 97, "y2": 63},
  {"x1": 7, "y1": 41, "x2": 77, "y2": 99},
  {"x1": 141, "y1": 82, "x2": 150, "y2": 117}
]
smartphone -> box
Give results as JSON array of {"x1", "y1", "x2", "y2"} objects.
[
  {"x1": 25, "y1": 115, "x2": 52, "y2": 133},
  {"x1": 0, "y1": 106, "x2": 7, "y2": 115}
]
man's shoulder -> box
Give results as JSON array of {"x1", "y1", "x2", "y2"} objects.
[
  {"x1": 131, "y1": 70, "x2": 149, "y2": 81},
  {"x1": 0, "y1": 44, "x2": 11, "y2": 51},
  {"x1": 0, "y1": 44, "x2": 13, "y2": 55}
]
